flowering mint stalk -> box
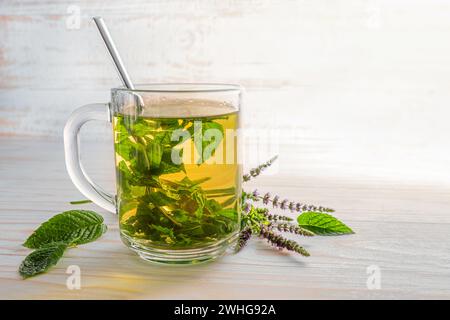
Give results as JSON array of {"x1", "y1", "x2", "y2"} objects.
[
  {"x1": 260, "y1": 226, "x2": 310, "y2": 256},
  {"x1": 242, "y1": 156, "x2": 278, "y2": 182},
  {"x1": 238, "y1": 155, "x2": 353, "y2": 257},
  {"x1": 255, "y1": 207, "x2": 293, "y2": 222},
  {"x1": 235, "y1": 227, "x2": 252, "y2": 253},
  {"x1": 236, "y1": 205, "x2": 313, "y2": 254},
  {"x1": 245, "y1": 190, "x2": 334, "y2": 213},
  {"x1": 270, "y1": 222, "x2": 315, "y2": 237}
]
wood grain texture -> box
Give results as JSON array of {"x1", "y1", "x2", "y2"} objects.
[{"x1": 0, "y1": 137, "x2": 449, "y2": 299}]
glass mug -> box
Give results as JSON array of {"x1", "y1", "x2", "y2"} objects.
[{"x1": 64, "y1": 84, "x2": 242, "y2": 264}]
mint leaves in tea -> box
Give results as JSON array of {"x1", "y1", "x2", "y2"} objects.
[{"x1": 113, "y1": 103, "x2": 241, "y2": 252}]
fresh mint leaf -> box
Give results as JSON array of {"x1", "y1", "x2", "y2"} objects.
[
  {"x1": 205, "y1": 186, "x2": 236, "y2": 197},
  {"x1": 200, "y1": 121, "x2": 224, "y2": 163},
  {"x1": 115, "y1": 134, "x2": 136, "y2": 161},
  {"x1": 220, "y1": 196, "x2": 237, "y2": 208},
  {"x1": 189, "y1": 120, "x2": 224, "y2": 163},
  {"x1": 145, "y1": 191, "x2": 178, "y2": 206},
  {"x1": 216, "y1": 208, "x2": 238, "y2": 219},
  {"x1": 205, "y1": 199, "x2": 222, "y2": 213},
  {"x1": 147, "y1": 141, "x2": 163, "y2": 168},
  {"x1": 19, "y1": 242, "x2": 68, "y2": 278},
  {"x1": 23, "y1": 210, "x2": 107, "y2": 249},
  {"x1": 297, "y1": 211, "x2": 354, "y2": 235}
]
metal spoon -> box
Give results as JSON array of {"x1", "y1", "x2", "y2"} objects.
[{"x1": 93, "y1": 16, "x2": 144, "y2": 110}]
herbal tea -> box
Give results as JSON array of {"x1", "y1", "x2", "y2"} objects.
[{"x1": 113, "y1": 102, "x2": 241, "y2": 251}]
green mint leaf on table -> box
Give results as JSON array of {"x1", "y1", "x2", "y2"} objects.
[
  {"x1": 23, "y1": 210, "x2": 107, "y2": 249},
  {"x1": 19, "y1": 242, "x2": 68, "y2": 278},
  {"x1": 20, "y1": 210, "x2": 107, "y2": 279},
  {"x1": 297, "y1": 211, "x2": 354, "y2": 235}
]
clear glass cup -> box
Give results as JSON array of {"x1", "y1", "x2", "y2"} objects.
[{"x1": 64, "y1": 84, "x2": 243, "y2": 264}]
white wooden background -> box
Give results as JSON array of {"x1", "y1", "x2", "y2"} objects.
[{"x1": 1, "y1": 0, "x2": 450, "y2": 299}]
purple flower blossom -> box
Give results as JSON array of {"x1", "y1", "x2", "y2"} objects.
[
  {"x1": 262, "y1": 193, "x2": 270, "y2": 205},
  {"x1": 272, "y1": 196, "x2": 280, "y2": 208},
  {"x1": 288, "y1": 202, "x2": 295, "y2": 211}
]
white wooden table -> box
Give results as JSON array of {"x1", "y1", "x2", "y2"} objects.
[{"x1": 1, "y1": 136, "x2": 449, "y2": 299}]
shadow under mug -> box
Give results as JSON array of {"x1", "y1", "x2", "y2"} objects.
[{"x1": 64, "y1": 83, "x2": 243, "y2": 264}]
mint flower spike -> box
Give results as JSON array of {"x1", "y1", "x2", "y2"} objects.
[
  {"x1": 270, "y1": 222, "x2": 314, "y2": 237},
  {"x1": 260, "y1": 226, "x2": 310, "y2": 257},
  {"x1": 255, "y1": 207, "x2": 293, "y2": 222},
  {"x1": 246, "y1": 190, "x2": 335, "y2": 213},
  {"x1": 235, "y1": 227, "x2": 252, "y2": 253},
  {"x1": 243, "y1": 156, "x2": 278, "y2": 182}
]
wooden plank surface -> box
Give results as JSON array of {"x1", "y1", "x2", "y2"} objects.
[{"x1": 1, "y1": 136, "x2": 449, "y2": 299}]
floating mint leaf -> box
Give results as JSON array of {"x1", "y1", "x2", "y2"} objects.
[
  {"x1": 297, "y1": 211, "x2": 354, "y2": 235},
  {"x1": 23, "y1": 210, "x2": 107, "y2": 249},
  {"x1": 19, "y1": 242, "x2": 68, "y2": 279},
  {"x1": 216, "y1": 208, "x2": 238, "y2": 219},
  {"x1": 189, "y1": 120, "x2": 224, "y2": 163},
  {"x1": 147, "y1": 141, "x2": 163, "y2": 168}
]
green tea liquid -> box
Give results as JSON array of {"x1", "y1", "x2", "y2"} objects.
[{"x1": 113, "y1": 106, "x2": 241, "y2": 250}]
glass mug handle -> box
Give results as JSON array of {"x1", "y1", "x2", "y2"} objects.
[{"x1": 63, "y1": 103, "x2": 116, "y2": 213}]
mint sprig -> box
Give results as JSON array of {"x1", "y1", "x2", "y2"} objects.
[
  {"x1": 19, "y1": 210, "x2": 107, "y2": 279},
  {"x1": 238, "y1": 157, "x2": 354, "y2": 254}
]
